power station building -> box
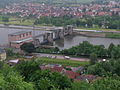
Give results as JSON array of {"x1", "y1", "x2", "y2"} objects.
[{"x1": 8, "y1": 31, "x2": 33, "y2": 48}]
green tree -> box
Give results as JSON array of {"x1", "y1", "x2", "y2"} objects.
[
  {"x1": 108, "y1": 43, "x2": 115, "y2": 57},
  {"x1": 20, "y1": 43, "x2": 35, "y2": 53},
  {"x1": 90, "y1": 77, "x2": 120, "y2": 90},
  {"x1": 70, "y1": 82, "x2": 89, "y2": 90},
  {"x1": 0, "y1": 64, "x2": 34, "y2": 90},
  {"x1": 111, "y1": 46, "x2": 120, "y2": 59},
  {"x1": 5, "y1": 48, "x2": 14, "y2": 57},
  {"x1": 90, "y1": 53, "x2": 98, "y2": 65},
  {"x1": 15, "y1": 60, "x2": 39, "y2": 81}
]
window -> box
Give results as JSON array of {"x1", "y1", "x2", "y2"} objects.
[{"x1": 23, "y1": 34, "x2": 25, "y2": 37}]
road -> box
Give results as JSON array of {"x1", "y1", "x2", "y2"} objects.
[{"x1": 33, "y1": 53, "x2": 89, "y2": 62}]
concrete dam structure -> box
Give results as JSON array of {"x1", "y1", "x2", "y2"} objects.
[
  {"x1": 34, "y1": 25, "x2": 73, "y2": 47},
  {"x1": 8, "y1": 25, "x2": 73, "y2": 48}
]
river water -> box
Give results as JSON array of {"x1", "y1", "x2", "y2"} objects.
[{"x1": 0, "y1": 26, "x2": 120, "y2": 50}]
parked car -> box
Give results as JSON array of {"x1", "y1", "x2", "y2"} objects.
[{"x1": 64, "y1": 56, "x2": 70, "y2": 59}]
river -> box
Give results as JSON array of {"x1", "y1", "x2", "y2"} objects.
[{"x1": 0, "y1": 26, "x2": 120, "y2": 50}]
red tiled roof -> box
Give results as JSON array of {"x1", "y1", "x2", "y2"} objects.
[
  {"x1": 64, "y1": 70, "x2": 79, "y2": 79},
  {"x1": 39, "y1": 65, "x2": 64, "y2": 73},
  {"x1": 50, "y1": 66, "x2": 63, "y2": 73},
  {"x1": 84, "y1": 75, "x2": 96, "y2": 80}
]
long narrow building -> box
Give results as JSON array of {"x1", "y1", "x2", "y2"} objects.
[{"x1": 8, "y1": 31, "x2": 33, "y2": 48}]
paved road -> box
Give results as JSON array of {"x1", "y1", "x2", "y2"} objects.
[{"x1": 33, "y1": 53, "x2": 89, "y2": 62}]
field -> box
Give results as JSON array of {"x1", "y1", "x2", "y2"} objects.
[{"x1": 36, "y1": 57, "x2": 89, "y2": 67}]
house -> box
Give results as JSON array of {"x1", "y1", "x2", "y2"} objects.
[
  {"x1": 39, "y1": 64, "x2": 80, "y2": 79},
  {"x1": 0, "y1": 48, "x2": 6, "y2": 61},
  {"x1": 7, "y1": 59, "x2": 19, "y2": 66},
  {"x1": 39, "y1": 64, "x2": 64, "y2": 73},
  {"x1": 64, "y1": 70, "x2": 79, "y2": 79},
  {"x1": 8, "y1": 31, "x2": 33, "y2": 48},
  {"x1": 75, "y1": 74, "x2": 97, "y2": 83}
]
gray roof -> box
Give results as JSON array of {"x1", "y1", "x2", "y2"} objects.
[
  {"x1": 0, "y1": 48, "x2": 5, "y2": 54},
  {"x1": 9, "y1": 31, "x2": 32, "y2": 36}
]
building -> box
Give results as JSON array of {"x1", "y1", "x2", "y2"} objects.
[
  {"x1": 0, "y1": 48, "x2": 6, "y2": 61},
  {"x1": 39, "y1": 64, "x2": 80, "y2": 79},
  {"x1": 7, "y1": 59, "x2": 19, "y2": 66},
  {"x1": 64, "y1": 70, "x2": 79, "y2": 79},
  {"x1": 8, "y1": 31, "x2": 33, "y2": 48}
]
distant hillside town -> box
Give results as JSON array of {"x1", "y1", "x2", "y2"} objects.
[{"x1": 0, "y1": 1, "x2": 119, "y2": 18}]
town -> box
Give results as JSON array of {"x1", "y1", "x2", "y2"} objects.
[
  {"x1": 0, "y1": 1, "x2": 119, "y2": 18},
  {"x1": 0, "y1": 0, "x2": 120, "y2": 90}
]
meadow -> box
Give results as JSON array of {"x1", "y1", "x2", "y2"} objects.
[{"x1": 36, "y1": 57, "x2": 89, "y2": 67}]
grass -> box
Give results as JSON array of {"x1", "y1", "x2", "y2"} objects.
[
  {"x1": 106, "y1": 33, "x2": 120, "y2": 39},
  {"x1": 0, "y1": 17, "x2": 50, "y2": 27},
  {"x1": 77, "y1": 27, "x2": 120, "y2": 31},
  {"x1": 36, "y1": 57, "x2": 89, "y2": 67}
]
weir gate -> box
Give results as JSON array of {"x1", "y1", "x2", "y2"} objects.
[{"x1": 33, "y1": 25, "x2": 73, "y2": 47}]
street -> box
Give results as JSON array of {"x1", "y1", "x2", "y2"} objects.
[{"x1": 33, "y1": 53, "x2": 89, "y2": 62}]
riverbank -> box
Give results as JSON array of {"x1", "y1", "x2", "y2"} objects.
[
  {"x1": 77, "y1": 32, "x2": 106, "y2": 38},
  {"x1": 75, "y1": 29, "x2": 120, "y2": 39},
  {"x1": 0, "y1": 24, "x2": 57, "y2": 31},
  {"x1": 0, "y1": 24, "x2": 120, "y2": 39},
  {"x1": 76, "y1": 32, "x2": 120, "y2": 39}
]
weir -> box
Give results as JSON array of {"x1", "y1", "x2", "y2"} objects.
[
  {"x1": 8, "y1": 25, "x2": 73, "y2": 48},
  {"x1": 34, "y1": 25, "x2": 73, "y2": 47}
]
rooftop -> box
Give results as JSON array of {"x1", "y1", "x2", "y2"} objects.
[{"x1": 9, "y1": 31, "x2": 32, "y2": 36}]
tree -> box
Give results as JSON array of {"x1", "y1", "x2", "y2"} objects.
[
  {"x1": 111, "y1": 46, "x2": 120, "y2": 59},
  {"x1": 108, "y1": 43, "x2": 115, "y2": 57},
  {"x1": 14, "y1": 60, "x2": 39, "y2": 81},
  {"x1": 0, "y1": 64, "x2": 34, "y2": 90},
  {"x1": 20, "y1": 43, "x2": 35, "y2": 53},
  {"x1": 5, "y1": 48, "x2": 14, "y2": 57},
  {"x1": 29, "y1": 70, "x2": 72, "y2": 90},
  {"x1": 90, "y1": 77, "x2": 120, "y2": 90},
  {"x1": 70, "y1": 82, "x2": 89, "y2": 90},
  {"x1": 90, "y1": 53, "x2": 98, "y2": 65}
]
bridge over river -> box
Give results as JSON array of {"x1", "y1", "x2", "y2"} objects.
[{"x1": 33, "y1": 25, "x2": 73, "y2": 47}]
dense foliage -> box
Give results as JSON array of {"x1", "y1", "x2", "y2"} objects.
[
  {"x1": 14, "y1": 58, "x2": 120, "y2": 90},
  {"x1": 87, "y1": 59, "x2": 120, "y2": 77},
  {"x1": 34, "y1": 15, "x2": 120, "y2": 29},
  {"x1": 20, "y1": 43, "x2": 35, "y2": 53},
  {"x1": 61, "y1": 41, "x2": 120, "y2": 59},
  {"x1": 14, "y1": 60, "x2": 72, "y2": 90},
  {"x1": 0, "y1": 62, "x2": 34, "y2": 90},
  {"x1": 36, "y1": 47, "x2": 59, "y2": 54},
  {"x1": 0, "y1": 56, "x2": 120, "y2": 90}
]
